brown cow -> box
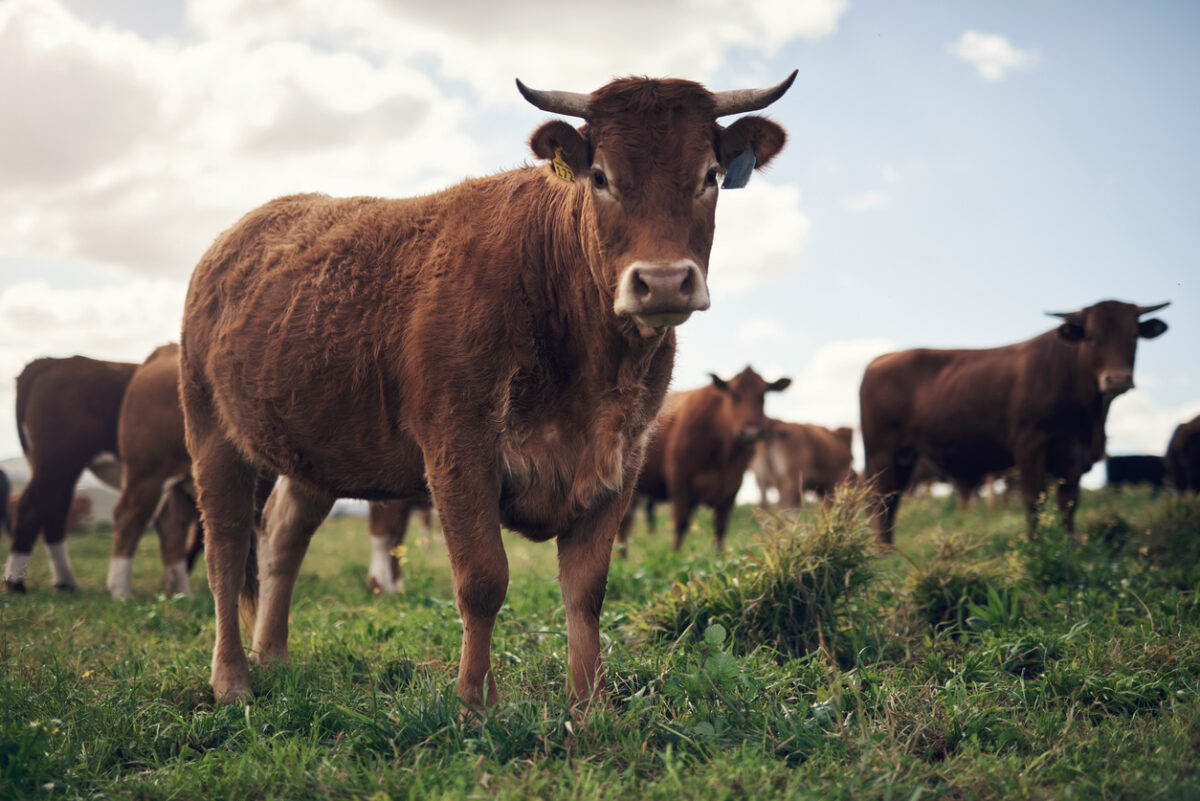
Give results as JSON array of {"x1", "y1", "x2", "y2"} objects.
[
  {"x1": 1166, "y1": 414, "x2": 1200, "y2": 493},
  {"x1": 860, "y1": 300, "x2": 1169, "y2": 544},
  {"x1": 107, "y1": 344, "x2": 202, "y2": 600},
  {"x1": 366, "y1": 498, "x2": 435, "y2": 594},
  {"x1": 179, "y1": 73, "x2": 795, "y2": 708},
  {"x1": 621, "y1": 367, "x2": 791, "y2": 553},
  {"x1": 4, "y1": 354, "x2": 202, "y2": 594},
  {"x1": 752, "y1": 421, "x2": 854, "y2": 508},
  {"x1": 5, "y1": 356, "x2": 135, "y2": 592}
]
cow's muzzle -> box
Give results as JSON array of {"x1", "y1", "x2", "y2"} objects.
[
  {"x1": 1099, "y1": 369, "x2": 1134, "y2": 397},
  {"x1": 613, "y1": 259, "x2": 711, "y2": 328}
]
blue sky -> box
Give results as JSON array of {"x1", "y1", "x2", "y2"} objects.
[{"x1": 0, "y1": 0, "x2": 1196, "y2": 489}]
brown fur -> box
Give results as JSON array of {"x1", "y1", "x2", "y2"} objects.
[
  {"x1": 179, "y1": 75, "x2": 790, "y2": 708},
  {"x1": 753, "y1": 421, "x2": 854, "y2": 507},
  {"x1": 1166, "y1": 414, "x2": 1200, "y2": 493},
  {"x1": 860, "y1": 300, "x2": 1168, "y2": 543},
  {"x1": 620, "y1": 367, "x2": 791, "y2": 553}
]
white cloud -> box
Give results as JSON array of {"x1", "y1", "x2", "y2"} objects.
[
  {"x1": 1105, "y1": 390, "x2": 1200, "y2": 458},
  {"x1": 947, "y1": 30, "x2": 1038, "y2": 82},
  {"x1": 709, "y1": 181, "x2": 811, "y2": 292}
]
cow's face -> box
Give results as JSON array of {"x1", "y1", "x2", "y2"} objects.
[
  {"x1": 522, "y1": 76, "x2": 791, "y2": 332},
  {"x1": 710, "y1": 367, "x2": 791, "y2": 445},
  {"x1": 1053, "y1": 300, "x2": 1169, "y2": 398}
]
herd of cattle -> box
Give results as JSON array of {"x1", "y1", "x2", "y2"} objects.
[{"x1": 2, "y1": 73, "x2": 1198, "y2": 712}]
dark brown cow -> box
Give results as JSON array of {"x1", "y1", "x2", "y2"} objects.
[
  {"x1": 620, "y1": 367, "x2": 791, "y2": 553},
  {"x1": 4, "y1": 354, "x2": 201, "y2": 595},
  {"x1": 752, "y1": 421, "x2": 854, "y2": 507},
  {"x1": 179, "y1": 73, "x2": 795, "y2": 708},
  {"x1": 1166, "y1": 414, "x2": 1200, "y2": 493},
  {"x1": 366, "y1": 497, "x2": 435, "y2": 594},
  {"x1": 0, "y1": 469, "x2": 9, "y2": 537},
  {"x1": 860, "y1": 300, "x2": 1169, "y2": 544},
  {"x1": 108, "y1": 344, "x2": 202, "y2": 599},
  {"x1": 5, "y1": 356, "x2": 135, "y2": 592}
]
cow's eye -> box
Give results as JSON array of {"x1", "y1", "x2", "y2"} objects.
[
  {"x1": 705, "y1": 169, "x2": 718, "y2": 186},
  {"x1": 592, "y1": 170, "x2": 607, "y2": 189}
]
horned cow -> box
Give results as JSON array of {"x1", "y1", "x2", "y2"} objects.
[
  {"x1": 860, "y1": 300, "x2": 1169, "y2": 543},
  {"x1": 179, "y1": 73, "x2": 795, "y2": 708}
]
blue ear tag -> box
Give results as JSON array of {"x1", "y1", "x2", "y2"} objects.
[{"x1": 722, "y1": 147, "x2": 756, "y2": 189}]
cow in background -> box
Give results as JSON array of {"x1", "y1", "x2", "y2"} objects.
[
  {"x1": 621, "y1": 367, "x2": 791, "y2": 553},
  {"x1": 180, "y1": 73, "x2": 795, "y2": 709},
  {"x1": 5, "y1": 356, "x2": 136, "y2": 592},
  {"x1": 861, "y1": 300, "x2": 1169, "y2": 544},
  {"x1": 1166, "y1": 414, "x2": 1200, "y2": 493},
  {"x1": 752, "y1": 421, "x2": 854, "y2": 508},
  {"x1": 107, "y1": 344, "x2": 203, "y2": 599},
  {"x1": 366, "y1": 497, "x2": 435, "y2": 594},
  {"x1": 1105, "y1": 455, "x2": 1167, "y2": 490}
]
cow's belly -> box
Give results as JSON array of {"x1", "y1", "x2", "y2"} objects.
[{"x1": 922, "y1": 436, "x2": 1013, "y2": 481}]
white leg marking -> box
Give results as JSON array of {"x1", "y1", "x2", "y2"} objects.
[
  {"x1": 163, "y1": 559, "x2": 191, "y2": 598},
  {"x1": 5, "y1": 552, "x2": 31, "y2": 583},
  {"x1": 368, "y1": 534, "x2": 400, "y2": 593},
  {"x1": 106, "y1": 556, "x2": 134, "y2": 600},
  {"x1": 47, "y1": 541, "x2": 79, "y2": 589}
]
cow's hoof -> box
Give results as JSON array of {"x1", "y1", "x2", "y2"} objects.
[
  {"x1": 54, "y1": 583, "x2": 78, "y2": 592},
  {"x1": 4, "y1": 579, "x2": 27, "y2": 594}
]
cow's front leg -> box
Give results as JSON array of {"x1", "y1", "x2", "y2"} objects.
[
  {"x1": 427, "y1": 451, "x2": 507, "y2": 712},
  {"x1": 557, "y1": 500, "x2": 622, "y2": 709}
]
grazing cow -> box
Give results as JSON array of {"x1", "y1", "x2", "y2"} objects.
[
  {"x1": 0, "y1": 469, "x2": 9, "y2": 537},
  {"x1": 1166, "y1": 414, "x2": 1200, "y2": 493},
  {"x1": 1105, "y1": 455, "x2": 1166, "y2": 490},
  {"x1": 108, "y1": 344, "x2": 203, "y2": 600},
  {"x1": 366, "y1": 497, "x2": 435, "y2": 594},
  {"x1": 179, "y1": 73, "x2": 795, "y2": 708},
  {"x1": 753, "y1": 421, "x2": 854, "y2": 508},
  {"x1": 5, "y1": 356, "x2": 136, "y2": 592},
  {"x1": 861, "y1": 300, "x2": 1169, "y2": 544},
  {"x1": 620, "y1": 368, "x2": 791, "y2": 553}
]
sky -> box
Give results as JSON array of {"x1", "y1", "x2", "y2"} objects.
[{"x1": 0, "y1": 0, "x2": 1197, "y2": 491}]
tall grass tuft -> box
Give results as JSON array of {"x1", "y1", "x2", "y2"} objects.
[
  {"x1": 905, "y1": 529, "x2": 1025, "y2": 633},
  {"x1": 626, "y1": 483, "x2": 880, "y2": 661}
]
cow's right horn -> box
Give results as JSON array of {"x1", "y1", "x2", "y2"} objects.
[
  {"x1": 515, "y1": 79, "x2": 592, "y2": 118},
  {"x1": 712, "y1": 70, "x2": 799, "y2": 117},
  {"x1": 1137, "y1": 301, "x2": 1170, "y2": 315}
]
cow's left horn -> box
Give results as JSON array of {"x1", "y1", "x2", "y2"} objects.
[
  {"x1": 1137, "y1": 301, "x2": 1170, "y2": 315},
  {"x1": 515, "y1": 79, "x2": 592, "y2": 118},
  {"x1": 712, "y1": 70, "x2": 798, "y2": 117}
]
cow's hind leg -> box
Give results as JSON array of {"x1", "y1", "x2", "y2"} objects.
[
  {"x1": 712, "y1": 502, "x2": 734, "y2": 552},
  {"x1": 108, "y1": 475, "x2": 165, "y2": 599},
  {"x1": 251, "y1": 477, "x2": 332, "y2": 664},
  {"x1": 191, "y1": 433, "x2": 258, "y2": 703},
  {"x1": 25, "y1": 472, "x2": 82, "y2": 591}
]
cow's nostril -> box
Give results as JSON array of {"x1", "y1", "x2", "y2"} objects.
[
  {"x1": 632, "y1": 270, "x2": 651, "y2": 300},
  {"x1": 679, "y1": 269, "x2": 694, "y2": 299}
]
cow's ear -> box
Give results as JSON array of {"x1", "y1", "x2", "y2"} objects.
[
  {"x1": 1056, "y1": 322, "x2": 1085, "y2": 342},
  {"x1": 767, "y1": 377, "x2": 792, "y2": 392},
  {"x1": 709, "y1": 373, "x2": 730, "y2": 392},
  {"x1": 1139, "y1": 318, "x2": 1168, "y2": 339},
  {"x1": 716, "y1": 116, "x2": 787, "y2": 175},
  {"x1": 529, "y1": 120, "x2": 590, "y2": 180}
]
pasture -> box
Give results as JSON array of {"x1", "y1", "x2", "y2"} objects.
[{"x1": 2, "y1": 487, "x2": 1198, "y2": 800}]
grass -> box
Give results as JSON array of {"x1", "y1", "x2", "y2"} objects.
[{"x1": 1, "y1": 486, "x2": 1198, "y2": 799}]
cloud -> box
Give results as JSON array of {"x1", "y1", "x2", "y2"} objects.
[
  {"x1": 1105, "y1": 390, "x2": 1200, "y2": 458},
  {"x1": 947, "y1": 30, "x2": 1038, "y2": 82},
  {"x1": 709, "y1": 181, "x2": 811, "y2": 292}
]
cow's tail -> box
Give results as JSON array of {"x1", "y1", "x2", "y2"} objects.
[
  {"x1": 238, "y1": 529, "x2": 259, "y2": 636},
  {"x1": 14, "y1": 358, "x2": 59, "y2": 455}
]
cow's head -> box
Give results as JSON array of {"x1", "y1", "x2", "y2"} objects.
[
  {"x1": 1049, "y1": 300, "x2": 1169, "y2": 398},
  {"x1": 518, "y1": 73, "x2": 793, "y2": 332},
  {"x1": 710, "y1": 367, "x2": 791, "y2": 445}
]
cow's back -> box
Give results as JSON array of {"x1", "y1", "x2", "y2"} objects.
[
  {"x1": 16, "y1": 356, "x2": 136, "y2": 466},
  {"x1": 118, "y1": 344, "x2": 191, "y2": 481}
]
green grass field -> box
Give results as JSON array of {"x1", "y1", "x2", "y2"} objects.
[{"x1": 2, "y1": 487, "x2": 1199, "y2": 800}]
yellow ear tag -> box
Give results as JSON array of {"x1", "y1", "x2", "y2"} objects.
[{"x1": 552, "y1": 146, "x2": 575, "y2": 183}]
